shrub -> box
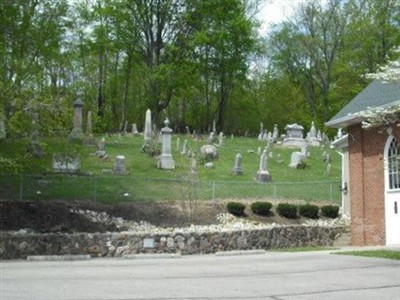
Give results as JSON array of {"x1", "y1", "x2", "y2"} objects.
[
  {"x1": 277, "y1": 203, "x2": 298, "y2": 219},
  {"x1": 227, "y1": 202, "x2": 246, "y2": 217},
  {"x1": 251, "y1": 201, "x2": 273, "y2": 216},
  {"x1": 321, "y1": 205, "x2": 340, "y2": 218},
  {"x1": 299, "y1": 204, "x2": 319, "y2": 219}
]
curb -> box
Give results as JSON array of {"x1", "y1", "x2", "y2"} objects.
[
  {"x1": 215, "y1": 250, "x2": 266, "y2": 256},
  {"x1": 123, "y1": 253, "x2": 182, "y2": 259},
  {"x1": 27, "y1": 255, "x2": 91, "y2": 261}
]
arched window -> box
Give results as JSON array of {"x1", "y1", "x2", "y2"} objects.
[{"x1": 388, "y1": 137, "x2": 400, "y2": 190}]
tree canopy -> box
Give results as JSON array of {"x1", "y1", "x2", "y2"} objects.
[{"x1": 0, "y1": 0, "x2": 399, "y2": 138}]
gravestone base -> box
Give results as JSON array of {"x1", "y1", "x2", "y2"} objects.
[
  {"x1": 308, "y1": 138, "x2": 321, "y2": 147},
  {"x1": 157, "y1": 155, "x2": 175, "y2": 169},
  {"x1": 233, "y1": 167, "x2": 243, "y2": 176},
  {"x1": 69, "y1": 128, "x2": 84, "y2": 143},
  {"x1": 256, "y1": 171, "x2": 272, "y2": 183},
  {"x1": 282, "y1": 138, "x2": 306, "y2": 147}
]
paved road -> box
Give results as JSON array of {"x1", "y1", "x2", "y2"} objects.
[{"x1": 1, "y1": 251, "x2": 400, "y2": 300}]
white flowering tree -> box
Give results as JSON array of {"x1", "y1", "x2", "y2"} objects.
[{"x1": 359, "y1": 50, "x2": 400, "y2": 129}]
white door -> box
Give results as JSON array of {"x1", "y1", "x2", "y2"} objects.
[{"x1": 384, "y1": 135, "x2": 400, "y2": 245}]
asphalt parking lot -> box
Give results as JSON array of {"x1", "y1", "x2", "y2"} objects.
[{"x1": 1, "y1": 249, "x2": 400, "y2": 300}]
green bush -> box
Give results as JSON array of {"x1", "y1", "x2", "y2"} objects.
[
  {"x1": 277, "y1": 203, "x2": 298, "y2": 219},
  {"x1": 321, "y1": 205, "x2": 340, "y2": 218},
  {"x1": 299, "y1": 204, "x2": 319, "y2": 219},
  {"x1": 251, "y1": 201, "x2": 273, "y2": 216},
  {"x1": 227, "y1": 202, "x2": 246, "y2": 216}
]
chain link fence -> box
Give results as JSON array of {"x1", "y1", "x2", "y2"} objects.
[{"x1": 0, "y1": 174, "x2": 341, "y2": 204}]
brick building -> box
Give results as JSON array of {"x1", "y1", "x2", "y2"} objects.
[{"x1": 326, "y1": 79, "x2": 400, "y2": 246}]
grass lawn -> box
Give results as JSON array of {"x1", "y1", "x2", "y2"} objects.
[
  {"x1": 336, "y1": 250, "x2": 400, "y2": 260},
  {"x1": 0, "y1": 134, "x2": 342, "y2": 203},
  {"x1": 269, "y1": 246, "x2": 339, "y2": 252}
]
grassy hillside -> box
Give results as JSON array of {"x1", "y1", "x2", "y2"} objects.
[{"x1": 0, "y1": 134, "x2": 342, "y2": 203}]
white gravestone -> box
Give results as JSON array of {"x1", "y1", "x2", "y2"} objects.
[
  {"x1": 289, "y1": 151, "x2": 303, "y2": 168},
  {"x1": 144, "y1": 109, "x2": 152, "y2": 146},
  {"x1": 256, "y1": 150, "x2": 272, "y2": 182},
  {"x1": 132, "y1": 123, "x2": 139, "y2": 135},
  {"x1": 282, "y1": 123, "x2": 306, "y2": 147},
  {"x1": 232, "y1": 153, "x2": 243, "y2": 175},
  {"x1": 200, "y1": 144, "x2": 218, "y2": 161},
  {"x1": 158, "y1": 118, "x2": 175, "y2": 169}
]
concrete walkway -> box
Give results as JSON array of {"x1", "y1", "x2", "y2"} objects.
[{"x1": 1, "y1": 247, "x2": 399, "y2": 300}]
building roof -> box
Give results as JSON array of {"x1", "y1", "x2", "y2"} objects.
[{"x1": 325, "y1": 80, "x2": 400, "y2": 128}]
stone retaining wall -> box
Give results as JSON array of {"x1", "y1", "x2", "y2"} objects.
[{"x1": 0, "y1": 226, "x2": 345, "y2": 259}]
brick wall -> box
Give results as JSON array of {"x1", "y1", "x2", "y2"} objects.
[{"x1": 348, "y1": 123, "x2": 400, "y2": 246}]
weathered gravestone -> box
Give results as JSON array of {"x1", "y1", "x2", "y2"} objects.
[
  {"x1": 69, "y1": 93, "x2": 84, "y2": 143},
  {"x1": 307, "y1": 121, "x2": 321, "y2": 147},
  {"x1": 256, "y1": 149, "x2": 271, "y2": 182},
  {"x1": 200, "y1": 144, "x2": 218, "y2": 161},
  {"x1": 232, "y1": 153, "x2": 243, "y2": 175},
  {"x1": 84, "y1": 111, "x2": 96, "y2": 146},
  {"x1": 181, "y1": 139, "x2": 187, "y2": 155},
  {"x1": 132, "y1": 123, "x2": 139, "y2": 136},
  {"x1": 272, "y1": 124, "x2": 279, "y2": 142},
  {"x1": 282, "y1": 123, "x2": 306, "y2": 147},
  {"x1": 289, "y1": 151, "x2": 303, "y2": 168},
  {"x1": 113, "y1": 155, "x2": 128, "y2": 175},
  {"x1": 52, "y1": 154, "x2": 81, "y2": 173},
  {"x1": 157, "y1": 118, "x2": 175, "y2": 169}
]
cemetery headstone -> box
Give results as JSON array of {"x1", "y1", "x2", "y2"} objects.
[
  {"x1": 256, "y1": 149, "x2": 272, "y2": 182},
  {"x1": 282, "y1": 123, "x2": 306, "y2": 147},
  {"x1": 181, "y1": 139, "x2": 188, "y2": 155},
  {"x1": 53, "y1": 154, "x2": 81, "y2": 173},
  {"x1": 208, "y1": 131, "x2": 216, "y2": 144},
  {"x1": 218, "y1": 132, "x2": 224, "y2": 146},
  {"x1": 200, "y1": 144, "x2": 219, "y2": 161},
  {"x1": 96, "y1": 137, "x2": 107, "y2": 158},
  {"x1": 113, "y1": 155, "x2": 128, "y2": 175},
  {"x1": 158, "y1": 118, "x2": 175, "y2": 169},
  {"x1": 84, "y1": 111, "x2": 96, "y2": 146},
  {"x1": 144, "y1": 109, "x2": 152, "y2": 146},
  {"x1": 289, "y1": 151, "x2": 303, "y2": 168},
  {"x1": 232, "y1": 153, "x2": 243, "y2": 175},
  {"x1": 69, "y1": 92, "x2": 84, "y2": 142},
  {"x1": 272, "y1": 124, "x2": 279, "y2": 142},
  {"x1": 308, "y1": 121, "x2": 321, "y2": 146},
  {"x1": 132, "y1": 123, "x2": 139, "y2": 135}
]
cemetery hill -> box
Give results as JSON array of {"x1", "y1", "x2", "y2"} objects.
[{"x1": 0, "y1": 1, "x2": 398, "y2": 230}]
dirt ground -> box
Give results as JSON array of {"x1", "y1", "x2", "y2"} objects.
[{"x1": 0, "y1": 200, "x2": 304, "y2": 233}]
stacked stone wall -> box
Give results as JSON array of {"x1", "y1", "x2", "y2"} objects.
[{"x1": 0, "y1": 226, "x2": 345, "y2": 259}]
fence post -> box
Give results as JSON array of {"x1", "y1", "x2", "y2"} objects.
[
  {"x1": 19, "y1": 175, "x2": 23, "y2": 201},
  {"x1": 93, "y1": 177, "x2": 97, "y2": 202}
]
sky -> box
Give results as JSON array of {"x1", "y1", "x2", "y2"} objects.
[{"x1": 256, "y1": 0, "x2": 310, "y2": 34}]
